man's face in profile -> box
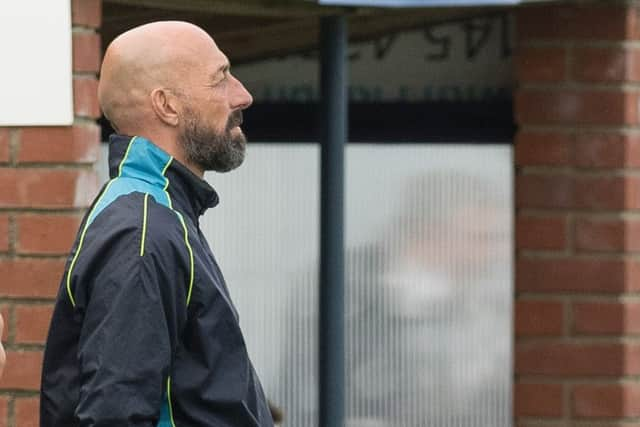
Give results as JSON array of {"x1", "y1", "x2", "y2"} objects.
[{"x1": 176, "y1": 45, "x2": 253, "y2": 173}]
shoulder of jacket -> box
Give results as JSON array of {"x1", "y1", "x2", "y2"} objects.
[
  {"x1": 83, "y1": 191, "x2": 182, "y2": 237},
  {"x1": 142, "y1": 193, "x2": 195, "y2": 251}
]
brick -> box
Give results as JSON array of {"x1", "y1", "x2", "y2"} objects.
[
  {"x1": 0, "y1": 259, "x2": 64, "y2": 299},
  {"x1": 632, "y1": 49, "x2": 640, "y2": 81},
  {"x1": 0, "y1": 397, "x2": 8, "y2": 427},
  {"x1": 1, "y1": 304, "x2": 9, "y2": 342},
  {"x1": 18, "y1": 125, "x2": 100, "y2": 164},
  {"x1": 516, "y1": 258, "x2": 640, "y2": 294},
  {"x1": 573, "y1": 301, "x2": 640, "y2": 335},
  {"x1": 575, "y1": 218, "x2": 640, "y2": 252},
  {"x1": 515, "y1": 174, "x2": 639, "y2": 211},
  {"x1": 516, "y1": 174, "x2": 573, "y2": 209},
  {"x1": 15, "y1": 305, "x2": 54, "y2": 345},
  {"x1": 516, "y1": 342, "x2": 640, "y2": 376},
  {"x1": 575, "y1": 133, "x2": 640, "y2": 169},
  {"x1": 516, "y1": 422, "x2": 570, "y2": 427},
  {"x1": 72, "y1": 0, "x2": 102, "y2": 28},
  {"x1": 0, "y1": 128, "x2": 8, "y2": 163},
  {"x1": 0, "y1": 213, "x2": 8, "y2": 253},
  {"x1": 515, "y1": 131, "x2": 572, "y2": 167},
  {"x1": 573, "y1": 383, "x2": 640, "y2": 417},
  {"x1": 517, "y1": 4, "x2": 631, "y2": 42},
  {"x1": 15, "y1": 396, "x2": 39, "y2": 427},
  {"x1": 515, "y1": 383, "x2": 564, "y2": 417},
  {"x1": 17, "y1": 214, "x2": 81, "y2": 255},
  {"x1": 73, "y1": 77, "x2": 101, "y2": 119},
  {"x1": 0, "y1": 168, "x2": 98, "y2": 208},
  {"x1": 617, "y1": 176, "x2": 640, "y2": 209},
  {"x1": 515, "y1": 89, "x2": 636, "y2": 127},
  {"x1": 573, "y1": 47, "x2": 632, "y2": 83},
  {"x1": 515, "y1": 300, "x2": 564, "y2": 337},
  {"x1": 73, "y1": 32, "x2": 101, "y2": 73},
  {"x1": 516, "y1": 215, "x2": 567, "y2": 250},
  {"x1": 1, "y1": 351, "x2": 43, "y2": 390},
  {"x1": 573, "y1": 176, "x2": 625, "y2": 210},
  {"x1": 516, "y1": 46, "x2": 567, "y2": 83},
  {"x1": 528, "y1": 173, "x2": 640, "y2": 210}
]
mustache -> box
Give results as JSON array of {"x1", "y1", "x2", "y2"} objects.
[{"x1": 226, "y1": 111, "x2": 243, "y2": 131}]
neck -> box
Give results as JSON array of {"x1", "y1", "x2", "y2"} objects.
[
  {"x1": 128, "y1": 129, "x2": 205, "y2": 179},
  {"x1": 184, "y1": 160, "x2": 205, "y2": 179}
]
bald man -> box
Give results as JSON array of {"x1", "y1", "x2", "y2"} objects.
[{"x1": 40, "y1": 22, "x2": 273, "y2": 427}]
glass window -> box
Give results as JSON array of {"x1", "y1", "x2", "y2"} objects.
[{"x1": 201, "y1": 143, "x2": 513, "y2": 427}]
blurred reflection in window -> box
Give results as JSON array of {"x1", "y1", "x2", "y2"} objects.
[{"x1": 201, "y1": 144, "x2": 513, "y2": 427}]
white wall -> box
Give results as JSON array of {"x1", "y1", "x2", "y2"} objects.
[{"x1": 0, "y1": 0, "x2": 73, "y2": 126}]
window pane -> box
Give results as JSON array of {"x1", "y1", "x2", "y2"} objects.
[{"x1": 201, "y1": 143, "x2": 513, "y2": 427}]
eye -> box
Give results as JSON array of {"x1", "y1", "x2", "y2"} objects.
[
  {"x1": 209, "y1": 66, "x2": 231, "y2": 88},
  {"x1": 212, "y1": 72, "x2": 228, "y2": 88}
]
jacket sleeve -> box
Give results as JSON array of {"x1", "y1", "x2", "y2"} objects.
[{"x1": 70, "y1": 199, "x2": 187, "y2": 427}]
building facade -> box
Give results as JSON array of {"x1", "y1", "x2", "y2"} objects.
[{"x1": 0, "y1": 0, "x2": 638, "y2": 425}]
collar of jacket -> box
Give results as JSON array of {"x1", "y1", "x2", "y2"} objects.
[{"x1": 107, "y1": 134, "x2": 219, "y2": 218}]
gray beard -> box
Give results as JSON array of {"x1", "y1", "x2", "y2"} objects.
[{"x1": 178, "y1": 109, "x2": 246, "y2": 173}]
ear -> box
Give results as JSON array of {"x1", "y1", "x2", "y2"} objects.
[{"x1": 150, "y1": 88, "x2": 180, "y2": 127}]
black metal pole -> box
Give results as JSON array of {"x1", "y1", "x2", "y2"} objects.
[
  {"x1": 319, "y1": 14, "x2": 347, "y2": 427},
  {"x1": 319, "y1": 16, "x2": 347, "y2": 427}
]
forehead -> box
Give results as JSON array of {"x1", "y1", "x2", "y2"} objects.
[
  {"x1": 190, "y1": 40, "x2": 229, "y2": 78},
  {"x1": 210, "y1": 51, "x2": 230, "y2": 75},
  {"x1": 173, "y1": 28, "x2": 223, "y2": 62}
]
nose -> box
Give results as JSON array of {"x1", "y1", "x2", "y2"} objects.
[{"x1": 230, "y1": 74, "x2": 253, "y2": 110}]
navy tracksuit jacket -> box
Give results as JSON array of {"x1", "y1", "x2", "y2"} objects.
[{"x1": 40, "y1": 134, "x2": 273, "y2": 427}]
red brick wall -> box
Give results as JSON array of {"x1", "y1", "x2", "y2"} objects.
[
  {"x1": 5, "y1": 1, "x2": 640, "y2": 426},
  {"x1": 0, "y1": 1, "x2": 102, "y2": 426},
  {"x1": 515, "y1": 1, "x2": 640, "y2": 425}
]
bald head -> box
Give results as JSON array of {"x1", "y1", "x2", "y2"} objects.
[
  {"x1": 98, "y1": 21, "x2": 220, "y2": 134},
  {"x1": 99, "y1": 21, "x2": 253, "y2": 177}
]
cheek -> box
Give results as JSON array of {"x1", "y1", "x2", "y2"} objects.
[{"x1": 204, "y1": 100, "x2": 231, "y2": 128}]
